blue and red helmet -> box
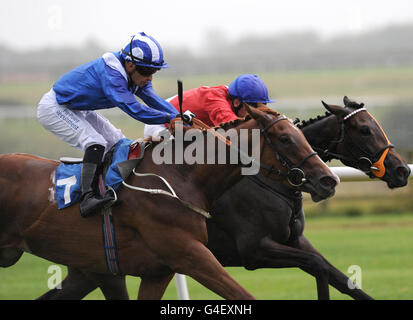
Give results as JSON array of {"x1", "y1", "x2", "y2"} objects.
[
  {"x1": 120, "y1": 32, "x2": 169, "y2": 68},
  {"x1": 228, "y1": 74, "x2": 275, "y2": 104}
]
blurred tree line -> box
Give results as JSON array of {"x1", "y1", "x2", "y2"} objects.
[
  {"x1": 1, "y1": 24, "x2": 412, "y2": 156},
  {"x1": 1, "y1": 24, "x2": 413, "y2": 77}
]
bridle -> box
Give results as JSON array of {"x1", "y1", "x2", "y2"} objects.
[
  {"x1": 258, "y1": 116, "x2": 318, "y2": 187},
  {"x1": 313, "y1": 107, "x2": 394, "y2": 178}
]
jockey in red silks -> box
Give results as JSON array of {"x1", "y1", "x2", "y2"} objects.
[
  {"x1": 37, "y1": 32, "x2": 183, "y2": 218},
  {"x1": 144, "y1": 74, "x2": 275, "y2": 138}
]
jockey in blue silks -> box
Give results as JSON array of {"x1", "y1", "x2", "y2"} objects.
[{"x1": 37, "y1": 32, "x2": 180, "y2": 218}]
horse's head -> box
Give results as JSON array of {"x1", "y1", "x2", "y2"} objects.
[
  {"x1": 321, "y1": 96, "x2": 410, "y2": 188},
  {"x1": 246, "y1": 103, "x2": 339, "y2": 202}
]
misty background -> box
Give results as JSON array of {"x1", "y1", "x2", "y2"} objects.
[
  {"x1": 1, "y1": 23, "x2": 413, "y2": 79},
  {"x1": 1, "y1": 23, "x2": 413, "y2": 149}
]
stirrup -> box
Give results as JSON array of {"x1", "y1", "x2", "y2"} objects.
[
  {"x1": 103, "y1": 186, "x2": 117, "y2": 210},
  {"x1": 80, "y1": 189, "x2": 116, "y2": 218}
]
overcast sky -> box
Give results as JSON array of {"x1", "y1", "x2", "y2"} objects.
[{"x1": 1, "y1": 0, "x2": 413, "y2": 53}]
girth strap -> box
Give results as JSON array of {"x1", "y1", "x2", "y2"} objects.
[{"x1": 98, "y1": 175, "x2": 121, "y2": 275}]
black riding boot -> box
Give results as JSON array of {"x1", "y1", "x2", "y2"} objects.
[{"x1": 79, "y1": 144, "x2": 115, "y2": 218}]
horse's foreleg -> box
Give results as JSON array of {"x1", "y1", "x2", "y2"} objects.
[
  {"x1": 37, "y1": 267, "x2": 129, "y2": 300},
  {"x1": 248, "y1": 236, "x2": 331, "y2": 300},
  {"x1": 138, "y1": 273, "x2": 175, "y2": 300},
  {"x1": 89, "y1": 272, "x2": 129, "y2": 300},
  {"x1": 36, "y1": 267, "x2": 98, "y2": 300},
  {"x1": 168, "y1": 241, "x2": 255, "y2": 300},
  {"x1": 296, "y1": 235, "x2": 373, "y2": 300}
]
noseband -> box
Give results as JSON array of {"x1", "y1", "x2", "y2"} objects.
[
  {"x1": 314, "y1": 108, "x2": 394, "y2": 178},
  {"x1": 259, "y1": 116, "x2": 318, "y2": 187}
]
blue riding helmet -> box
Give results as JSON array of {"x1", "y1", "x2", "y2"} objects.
[
  {"x1": 228, "y1": 74, "x2": 275, "y2": 103},
  {"x1": 120, "y1": 32, "x2": 169, "y2": 68}
]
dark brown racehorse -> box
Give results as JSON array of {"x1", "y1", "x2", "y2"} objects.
[
  {"x1": 207, "y1": 97, "x2": 410, "y2": 300},
  {"x1": 35, "y1": 97, "x2": 409, "y2": 300},
  {"x1": 0, "y1": 105, "x2": 338, "y2": 300}
]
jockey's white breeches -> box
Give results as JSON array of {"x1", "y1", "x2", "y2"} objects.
[
  {"x1": 143, "y1": 123, "x2": 169, "y2": 139},
  {"x1": 37, "y1": 89, "x2": 125, "y2": 154}
]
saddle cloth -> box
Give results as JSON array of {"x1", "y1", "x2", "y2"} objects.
[{"x1": 55, "y1": 138, "x2": 147, "y2": 209}]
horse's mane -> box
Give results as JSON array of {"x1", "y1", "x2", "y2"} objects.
[
  {"x1": 257, "y1": 105, "x2": 281, "y2": 117},
  {"x1": 297, "y1": 99, "x2": 365, "y2": 129},
  {"x1": 215, "y1": 105, "x2": 281, "y2": 131},
  {"x1": 215, "y1": 116, "x2": 252, "y2": 131},
  {"x1": 296, "y1": 112, "x2": 332, "y2": 129}
]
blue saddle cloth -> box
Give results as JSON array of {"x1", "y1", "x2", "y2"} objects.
[{"x1": 55, "y1": 138, "x2": 132, "y2": 209}]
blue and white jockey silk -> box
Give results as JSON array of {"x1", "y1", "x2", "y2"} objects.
[
  {"x1": 55, "y1": 138, "x2": 132, "y2": 209},
  {"x1": 52, "y1": 51, "x2": 178, "y2": 125}
]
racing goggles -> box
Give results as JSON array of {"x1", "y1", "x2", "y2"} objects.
[{"x1": 135, "y1": 66, "x2": 160, "y2": 77}]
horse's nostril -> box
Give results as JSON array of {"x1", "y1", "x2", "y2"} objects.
[
  {"x1": 320, "y1": 176, "x2": 337, "y2": 189},
  {"x1": 397, "y1": 166, "x2": 410, "y2": 178}
]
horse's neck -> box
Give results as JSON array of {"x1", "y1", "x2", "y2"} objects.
[
  {"x1": 143, "y1": 128, "x2": 249, "y2": 208},
  {"x1": 301, "y1": 115, "x2": 339, "y2": 157},
  {"x1": 194, "y1": 162, "x2": 243, "y2": 206},
  {"x1": 189, "y1": 129, "x2": 247, "y2": 206},
  {"x1": 192, "y1": 119, "x2": 264, "y2": 201}
]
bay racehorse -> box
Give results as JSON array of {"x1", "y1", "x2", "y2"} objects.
[
  {"x1": 35, "y1": 97, "x2": 409, "y2": 300},
  {"x1": 0, "y1": 105, "x2": 338, "y2": 300}
]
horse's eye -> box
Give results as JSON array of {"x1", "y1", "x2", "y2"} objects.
[
  {"x1": 279, "y1": 135, "x2": 292, "y2": 144},
  {"x1": 360, "y1": 126, "x2": 371, "y2": 136}
]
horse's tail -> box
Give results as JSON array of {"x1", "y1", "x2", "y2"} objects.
[
  {"x1": 0, "y1": 248, "x2": 24, "y2": 268},
  {"x1": 0, "y1": 154, "x2": 25, "y2": 267}
]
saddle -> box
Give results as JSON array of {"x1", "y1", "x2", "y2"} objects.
[
  {"x1": 60, "y1": 138, "x2": 150, "y2": 167},
  {"x1": 55, "y1": 138, "x2": 151, "y2": 209}
]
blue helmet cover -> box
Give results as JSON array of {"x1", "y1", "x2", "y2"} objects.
[
  {"x1": 120, "y1": 32, "x2": 169, "y2": 68},
  {"x1": 228, "y1": 74, "x2": 275, "y2": 103}
]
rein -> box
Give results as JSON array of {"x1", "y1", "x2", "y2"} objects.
[
  {"x1": 120, "y1": 118, "x2": 229, "y2": 220},
  {"x1": 121, "y1": 114, "x2": 316, "y2": 218}
]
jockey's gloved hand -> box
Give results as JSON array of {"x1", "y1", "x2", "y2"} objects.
[{"x1": 181, "y1": 110, "x2": 196, "y2": 125}]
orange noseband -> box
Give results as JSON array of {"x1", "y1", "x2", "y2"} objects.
[{"x1": 367, "y1": 111, "x2": 392, "y2": 178}]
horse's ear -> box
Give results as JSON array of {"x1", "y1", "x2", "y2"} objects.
[
  {"x1": 321, "y1": 101, "x2": 333, "y2": 113},
  {"x1": 245, "y1": 103, "x2": 265, "y2": 120},
  {"x1": 322, "y1": 101, "x2": 348, "y2": 119},
  {"x1": 343, "y1": 96, "x2": 351, "y2": 106},
  {"x1": 343, "y1": 96, "x2": 365, "y2": 109}
]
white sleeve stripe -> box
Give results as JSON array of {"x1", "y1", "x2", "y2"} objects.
[{"x1": 102, "y1": 52, "x2": 128, "y2": 82}]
